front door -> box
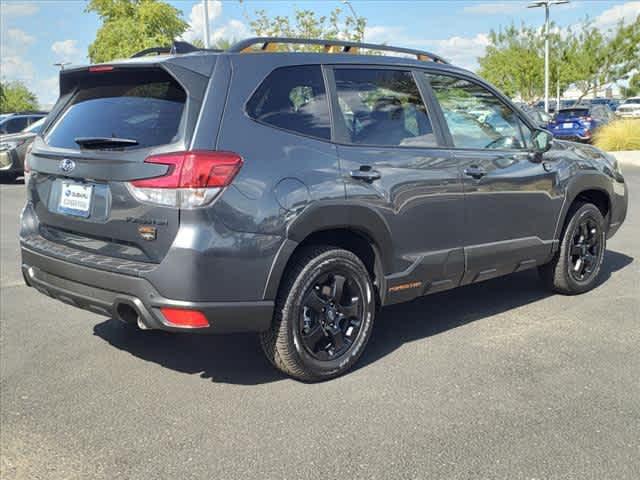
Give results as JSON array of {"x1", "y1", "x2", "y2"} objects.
[
  {"x1": 330, "y1": 66, "x2": 465, "y2": 303},
  {"x1": 425, "y1": 72, "x2": 564, "y2": 284}
]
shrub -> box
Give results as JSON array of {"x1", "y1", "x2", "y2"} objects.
[{"x1": 593, "y1": 119, "x2": 640, "y2": 151}]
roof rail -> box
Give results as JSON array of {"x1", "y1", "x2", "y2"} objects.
[
  {"x1": 130, "y1": 40, "x2": 222, "y2": 58},
  {"x1": 228, "y1": 37, "x2": 449, "y2": 64}
]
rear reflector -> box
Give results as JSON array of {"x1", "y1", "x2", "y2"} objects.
[
  {"x1": 161, "y1": 307, "x2": 209, "y2": 328},
  {"x1": 128, "y1": 151, "x2": 243, "y2": 209}
]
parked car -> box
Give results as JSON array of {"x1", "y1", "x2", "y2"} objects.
[
  {"x1": 534, "y1": 99, "x2": 575, "y2": 114},
  {"x1": 20, "y1": 38, "x2": 628, "y2": 381},
  {"x1": 547, "y1": 104, "x2": 614, "y2": 142},
  {"x1": 0, "y1": 117, "x2": 45, "y2": 181},
  {"x1": 616, "y1": 97, "x2": 640, "y2": 118},
  {"x1": 0, "y1": 111, "x2": 48, "y2": 134},
  {"x1": 518, "y1": 104, "x2": 551, "y2": 129},
  {"x1": 589, "y1": 97, "x2": 621, "y2": 110}
]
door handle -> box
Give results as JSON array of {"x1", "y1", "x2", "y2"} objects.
[
  {"x1": 464, "y1": 166, "x2": 486, "y2": 179},
  {"x1": 350, "y1": 166, "x2": 381, "y2": 182}
]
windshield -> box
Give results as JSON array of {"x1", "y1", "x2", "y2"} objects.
[{"x1": 623, "y1": 98, "x2": 640, "y2": 105}]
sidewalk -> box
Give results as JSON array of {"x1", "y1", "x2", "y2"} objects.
[{"x1": 608, "y1": 150, "x2": 640, "y2": 167}]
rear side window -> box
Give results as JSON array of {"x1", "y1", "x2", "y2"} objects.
[
  {"x1": 246, "y1": 65, "x2": 331, "y2": 140},
  {"x1": 1, "y1": 116, "x2": 29, "y2": 134},
  {"x1": 46, "y1": 69, "x2": 186, "y2": 149},
  {"x1": 334, "y1": 69, "x2": 436, "y2": 147}
]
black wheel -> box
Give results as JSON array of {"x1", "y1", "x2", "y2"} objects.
[
  {"x1": 260, "y1": 246, "x2": 376, "y2": 382},
  {"x1": 539, "y1": 203, "x2": 606, "y2": 295}
]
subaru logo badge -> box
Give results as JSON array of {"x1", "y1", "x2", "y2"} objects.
[{"x1": 59, "y1": 158, "x2": 76, "y2": 174}]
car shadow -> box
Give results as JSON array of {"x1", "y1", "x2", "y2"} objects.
[{"x1": 92, "y1": 250, "x2": 633, "y2": 385}]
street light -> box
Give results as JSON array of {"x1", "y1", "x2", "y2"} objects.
[
  {"x1": 53, "y1": 62, "x2": 70, "y2": 71},
  {"x1": 528, "y1": 0, "x2": 569, "y2": 113},
  {"x1": 202, "y1": 0, "x2": 211, "y2": 48},
  {"x1": 341, "y1": 0, "x2": 364, "y2": 41}
]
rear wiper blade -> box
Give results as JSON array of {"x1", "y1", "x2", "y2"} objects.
[{"x1": 74, "y1": 137, "x2": 139, "y2": 149}]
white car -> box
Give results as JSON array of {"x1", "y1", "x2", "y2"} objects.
[{"x1": 616, "y1": 97, "x2": 640, "y2": 118}]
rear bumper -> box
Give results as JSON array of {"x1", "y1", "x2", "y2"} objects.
[{"x1": 21, "y1": 246, "x2": 273, "y2": 333}]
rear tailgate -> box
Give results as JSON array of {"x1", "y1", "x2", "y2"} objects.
[{"x1": 26, "y1": 60, "x2": 212, "y2": 264}]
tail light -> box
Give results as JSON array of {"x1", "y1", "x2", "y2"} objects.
[{"x1": 127, "y1": 151, "x2": 242, "y2": 209}]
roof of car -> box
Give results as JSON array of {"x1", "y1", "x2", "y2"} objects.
[{"x1": 70, "y1": 37, "x2": 476, "y2": 78}]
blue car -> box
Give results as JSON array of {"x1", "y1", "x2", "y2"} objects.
[{"x1": 548, "y1": 105, "x2": 614, "y2": 143}]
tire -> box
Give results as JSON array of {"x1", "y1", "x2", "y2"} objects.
[
  {"x1": 260, "y1": 246, "x2": 376, "y2": 382},
  {"x1": 539, "y1": 202, "x2": 606, "y2": 295}
]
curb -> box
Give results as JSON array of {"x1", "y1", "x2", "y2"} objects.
[{"x1": 607, "y1": 151, "x2": 640, "y2": 167}]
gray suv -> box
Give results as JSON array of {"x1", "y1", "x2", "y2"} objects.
[{"x1": 20, "y1": 38, "x2": 628, "y2": 381}]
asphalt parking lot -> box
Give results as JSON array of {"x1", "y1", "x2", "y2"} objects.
[{"x1": 1, "y1": 168, "x2": 639, "y2": 480}]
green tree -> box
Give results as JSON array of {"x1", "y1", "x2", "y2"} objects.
[
  {"x1": 621, "y1": 73, "x2": 640, "y2": 98},
  {"x1": 565, "y1": 16, "x2": 640, "y2": 101},
  {"x1": 478, "y1": 24, "x2": 545, "y2": 102},
  {"x1": 87, "y1": 0, "x2": 189, "y2": 63},
  {"x1": 0, "y1": 81, "x2": 38, "y2": 113},
  {"x1": 478, "y1": 15, "x2": 640, "y2": 103},
  {"x1": 245, "y1": 6, "x2": 367, "y2": 51}
]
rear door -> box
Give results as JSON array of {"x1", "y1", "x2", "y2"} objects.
[
  {"x1": 26, "y1": 63, "x2": 209, "y2": 263},
  {"x1": 330, "y1": 66, "x2": 464, "y2": 301},
  {"x1": 425, "y1": 72, "x2": 563, "y2": 284}
]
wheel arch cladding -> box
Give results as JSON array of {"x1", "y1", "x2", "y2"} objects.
[
  {"x1": 262, "y1": 203, "x2": 392, "y2": 301},
  {"x1": 557, "y1": 173, "x2": 613, "y2": 238}
]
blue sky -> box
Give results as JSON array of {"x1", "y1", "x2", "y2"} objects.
[{"x1": 1, "y1": 0, "x2": 639, "y2": 107}]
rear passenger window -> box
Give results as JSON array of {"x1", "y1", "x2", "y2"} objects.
[
  {"x1": 334, "y1": 69, "x2": 436, "y2": 147},
  {"x1": 247, "y1": 65, "x2": 331, "y2": 140}
]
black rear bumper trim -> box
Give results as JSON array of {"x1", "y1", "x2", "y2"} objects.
[{"x1": 21, "y1": 247, "x2": 273, "y2": 334}]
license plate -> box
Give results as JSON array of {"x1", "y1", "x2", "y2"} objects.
[
  {"x1": 58, "y1": 182, "x2": 93, "y2": 217},
  {"x1": 562, "y1": 122, "x2": 573, "y2": 129}
]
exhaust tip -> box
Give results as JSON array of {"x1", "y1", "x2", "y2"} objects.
[{"x1": 115, "y1": 302, "x2": 151, "y2": 330}]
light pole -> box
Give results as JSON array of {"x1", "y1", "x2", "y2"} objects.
[
  {"x1": 341, "y1": 0, "x2": 363, "y2": 41},
  {"x1": 53, "y1": 62, "x2": 70, "y2": 71},
  {"x1": 527, "y1": 0, "x2": 569, "y2": 113},
  {"x1": 202, "y1": 0, "x2": 211, "y2": 48}
]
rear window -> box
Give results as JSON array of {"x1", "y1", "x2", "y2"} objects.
[
  {"x1": 46, "y1": 69, "x2": 186, "y2": 150},
  {"x1": 557, "y1": 108, "x2": 589, "y2": 117}
]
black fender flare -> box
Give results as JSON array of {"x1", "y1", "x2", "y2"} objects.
[
  {"x1": 262, "y1": 201, "x2": 394, "y2": 300},
  {"x1": 554, "y1": 171, "x2": 614, "y2": 240}
]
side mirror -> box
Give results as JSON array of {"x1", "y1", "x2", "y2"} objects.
[{"x1": 531, "y1": 128, "x2": 553, "y2": 154}]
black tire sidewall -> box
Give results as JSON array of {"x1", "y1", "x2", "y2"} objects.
[
  {"x1": 561, "y1": 204, "x2": 606, "y2": 292},
  {"x1": 284, "y1": 250, "x2": 375, "y2": 379}
]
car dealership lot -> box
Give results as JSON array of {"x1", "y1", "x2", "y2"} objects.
[{"x1": 1, "y1": 170, "x2": 639, "y2": 480}]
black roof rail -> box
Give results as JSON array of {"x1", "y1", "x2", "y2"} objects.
[
  {"x1": 130, "y1": 40, "x2": 223, "y2": 58},
  {"x1": 228, "y1": 37, "x2": 449, "y2": 64}
]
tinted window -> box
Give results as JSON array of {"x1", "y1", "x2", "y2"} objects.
[
  {"x1": 24, "y1": 117, "x2": 46, "y2": 133},
  {"x1": 2, "y1": 117, "x2": 29, "y2": 134},
  {"x1": 427, "y1": 74, "x2": 530, "y2": 150},
  {"x1": 334, "y1": 69, "x2": 436, "y2": 147},
  {"x1": 46, "y1": 70, "x2": 186, "y2": 149},
  {"x1": 247, "y1": 65, "x2": 330, "y2": 140}
]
